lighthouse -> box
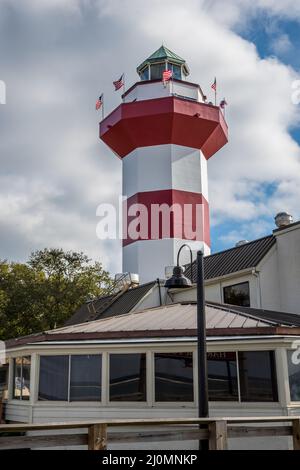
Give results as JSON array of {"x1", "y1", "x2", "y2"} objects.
[{"x1": 100, "y1": 46, "x2": 228, "y2": 283}]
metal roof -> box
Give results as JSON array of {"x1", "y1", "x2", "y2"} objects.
[
  {"x1": 6, "y1": 302, "x2": 300, "y2": 349},
  {"x1": 185, "y1": 235, "x2": 276, "y2": 281},
  {"x1": 137, "y1": 45, "x2": 189, "y2": 75},
  {"x1": 209, "y1": 302, "x2": 300, "y2": 326},
  {"x1": 65, "y1": 281, "x2": 156, "y2": 326},
  {"x1": 49, "y1": 302, "x2": 297, "y2": 337}
]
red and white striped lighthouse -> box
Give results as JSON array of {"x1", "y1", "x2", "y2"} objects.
[{"x1": 100, "y1": 46, "x2": 228, "y2": 283}]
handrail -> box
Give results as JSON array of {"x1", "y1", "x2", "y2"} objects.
[{"x1": 0, "y1": 416, "x2": 299, "y2": 450}]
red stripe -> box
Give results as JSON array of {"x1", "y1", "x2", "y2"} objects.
[
  {"x1": 100, "y1": 96, "x2": 228, "y2": 159},
  {"x1": 122, "y1": 189, "x2": 210, "y2": 247}
]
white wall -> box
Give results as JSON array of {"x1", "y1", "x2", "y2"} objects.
[
  {"x1": 172, "y1": 273, "x2": 257, "y2": 307},
  {"x1": 257, "y1": 245, "x2": 281, "y2": 311},
  {"x1": 275, "y1": 224, "x2": 300, "y2": 314},
  {"x1": 124, "y1": 81, "x2": 202, "y2": 103},
  {"x1": 123, "y1": 239, "x2": 209, "y2": 284},
  {"x1": 123, "y1": 145, "x2": 208, "y2": 200}
]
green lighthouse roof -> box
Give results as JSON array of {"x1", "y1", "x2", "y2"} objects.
[{"x1": 137, "y1": 45, "x2": 190, "y2": 76}]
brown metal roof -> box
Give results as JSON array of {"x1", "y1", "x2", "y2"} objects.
[{"x1": 185, "y1": 235, "x2": 276, "y2": 281}]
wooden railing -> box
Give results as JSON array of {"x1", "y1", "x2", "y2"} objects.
[{"x1": 0, "y1": 416, "x2": 300, "y2": 450}]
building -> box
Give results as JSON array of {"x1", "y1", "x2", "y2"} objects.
[
  {"x1": 1, "y1": 46, "x2": 300, "y2": 450},
  {"x1": 2, "y1": 301, "x2": 300, "y2": 449},
  {"x1": 100, "y1": 45, "x2": 228, "y2": 282}
]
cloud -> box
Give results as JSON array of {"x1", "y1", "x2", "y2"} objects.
[
  {"x1": 0, "y1": 0, "x2": 300, "y2": 273},
  {"x1": 270, "y1": 34, "x2": 293, "y2": 56}
]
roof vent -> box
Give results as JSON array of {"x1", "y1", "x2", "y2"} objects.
[
  {"x1": 275, "y1": 212, "x2": 294, "y2": 228},
  {"x1": 235, "y1": 240, "x2": 249, "y2": 247}
]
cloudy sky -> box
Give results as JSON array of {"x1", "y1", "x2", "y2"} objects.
[{"x1": 0, "y1": 0, "x2": 300, "y2": 274}]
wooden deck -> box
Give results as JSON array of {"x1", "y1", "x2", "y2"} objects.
[{"x1": 0, "y1": 416, "x2": 299, "y2": 450}]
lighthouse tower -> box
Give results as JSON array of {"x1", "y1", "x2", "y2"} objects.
[{"x1": 100, "y1": 46, "x2": 228, "y2": 283}]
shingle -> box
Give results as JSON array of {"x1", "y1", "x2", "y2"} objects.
[{"x1": 185, "y1": 235, "x2": 276, "y2": 281}]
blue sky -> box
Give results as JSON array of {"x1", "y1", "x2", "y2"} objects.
[{"x1": 212, "y1": 13, "x2": 300, "y2": 253}]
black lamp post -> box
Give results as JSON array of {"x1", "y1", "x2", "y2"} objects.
[{"x1": 164, "y1": 246, "x2": 209, "y2": 448}]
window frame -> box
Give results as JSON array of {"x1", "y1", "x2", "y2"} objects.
[
  {"x1": 108, "y1": 352, "x2": 148, "y2": 403},
  {"x1": 37, "y1": 354, "x2": 103, "y2": 403},
  {"x1": 12, "y1": 356, "x2": 31, "y2": 401},
  {"x1": 149, "y1": 62, "x2": 166, "y2": 80},
  {"x1": 15, "y1": 346, "x2": 279, "y2": 407},
  {"x1": 286, "y1": 349, "x2": 300, "y2": 404},
  {"x1": 153, "y1": 350, "x2": 197, "y2": 406},
  {"x1": 223, "y1": 281, "x2": 251, "y2": 307},
  {"x1": 237, "y1": 350, "x2": 278, "y2": 403},
  {"x1": 207, "y1": 351, "x2": 239, "y2": 402},
  {"x1": 0, "y1": 362, "x2": 9, "y2": 401},
  {"x1": 167, "y1": 62, "x2": 182, "y2": 80}
]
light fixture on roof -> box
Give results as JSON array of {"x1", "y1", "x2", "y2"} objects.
[
  {"x1": 164, "y1": 244, "x2": 193, "y2": 289},
  {"x1": 235, "y1": 240, "x2": 249, "y2": 247},
  {"x1": 275, "y1": 212, "x2": 293, "y2": 228}
]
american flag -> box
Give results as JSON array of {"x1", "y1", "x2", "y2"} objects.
[
  {"x1": 162, "y1": 69, "x2": 173, "y2": 82},
  {"x1": 211, "y1": 77, "x2": 217, "y2": 91},
  {"x1": 220, "y1": 98, "x2": 228, "y2": 109},
  {"x1": 95, "y1": 94, "x2": 103, "y2": 111},
  {"x1": 113, "y1": 74, "x2": 124, "y2": 91}
]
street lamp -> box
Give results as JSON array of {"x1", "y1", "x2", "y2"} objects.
[
  {"x1": 164, "y1": 244, "x2": 192, "y2": 289},
  {"x1": 164, "y1": 246, "x2": 209, "y2": 449}
]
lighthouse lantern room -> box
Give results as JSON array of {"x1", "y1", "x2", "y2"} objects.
[{"x1": 100, "y1": 46, "x2": 228, "y2": 283}]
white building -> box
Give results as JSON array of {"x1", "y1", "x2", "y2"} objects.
[
  {"x1": 2, "y1": 301, "x2": 300, "y2": 449},
  {"x1": 1, "y1": 47, "x2": 300, "y2": 450}
]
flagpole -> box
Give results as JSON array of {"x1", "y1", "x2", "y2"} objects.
[
  {"x1": 102, "y1": 94, "x2": 104, "y2": 120},
  {"x1": 123, "y1": 73, "x2": 125, "y2": 96}
]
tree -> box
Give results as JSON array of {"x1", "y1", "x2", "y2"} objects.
[{"x1": 0, "y1": 249, "x2": 113, "y2": 340}]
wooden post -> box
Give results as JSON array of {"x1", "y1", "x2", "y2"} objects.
[
  {"x1": 88, "y1": 424, "x2": 107, "y2": 450},
  {"x1": 292, "y1": 419, "x2": 300, "y2": 450},
  {"x1": 209, "y1": 420, "x2": 228, "y2": 450}
]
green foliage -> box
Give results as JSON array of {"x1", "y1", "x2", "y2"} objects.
[{"x1": 0, "y1": 249, "x2": 113, "y2": 340}]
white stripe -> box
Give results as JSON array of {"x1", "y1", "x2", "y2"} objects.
[
  {"x1": 123, "y1": 144, "x2": 209, "y2": 200},
  {"x1": 123, "y1": 239, "x2": 210, "y2": 284}
]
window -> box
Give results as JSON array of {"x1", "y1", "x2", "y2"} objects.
[
  {"x1": 150, "y1": 63, "x2": 165, "y2": 80},
  {"x1": 155, "y1": 352, "x2": 193, "y2": 402},
  {"x1": 13, "y1": 356, "x2": 31, "y2": 400},
  {"x1": 39, "y1": 356, "x2": 69, "y2": 401},
  {"x1": 109, "y1": 353, "x2": 146, "y2": 402},
  {"x1": 238, "y1": 351, "x2": 278, "y2": 402},
  {"x1": 207, "y1": 352, "x2": 238, "y2": 401},
  {"x1": 223, "y1": 282, "x2": 250, "y2": 307},
  {"x1": 70, "y1": 355, "x2": 102, "y2": 401},
  {"x1": 287, "y1": 350, "x2": 300, "y2": 401},
  {"x1": 0, "y1": 363, "x2": 8, "y2": 400},
  {"x1": 167, "y1": 63, "x2": 181, "y2": 80},
  {"x1": 140, "y1": 67, "x2": 149, "y2": 81},
  {"x1": 38, "y1": 355, "x2": 102, "y2": 401}
]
